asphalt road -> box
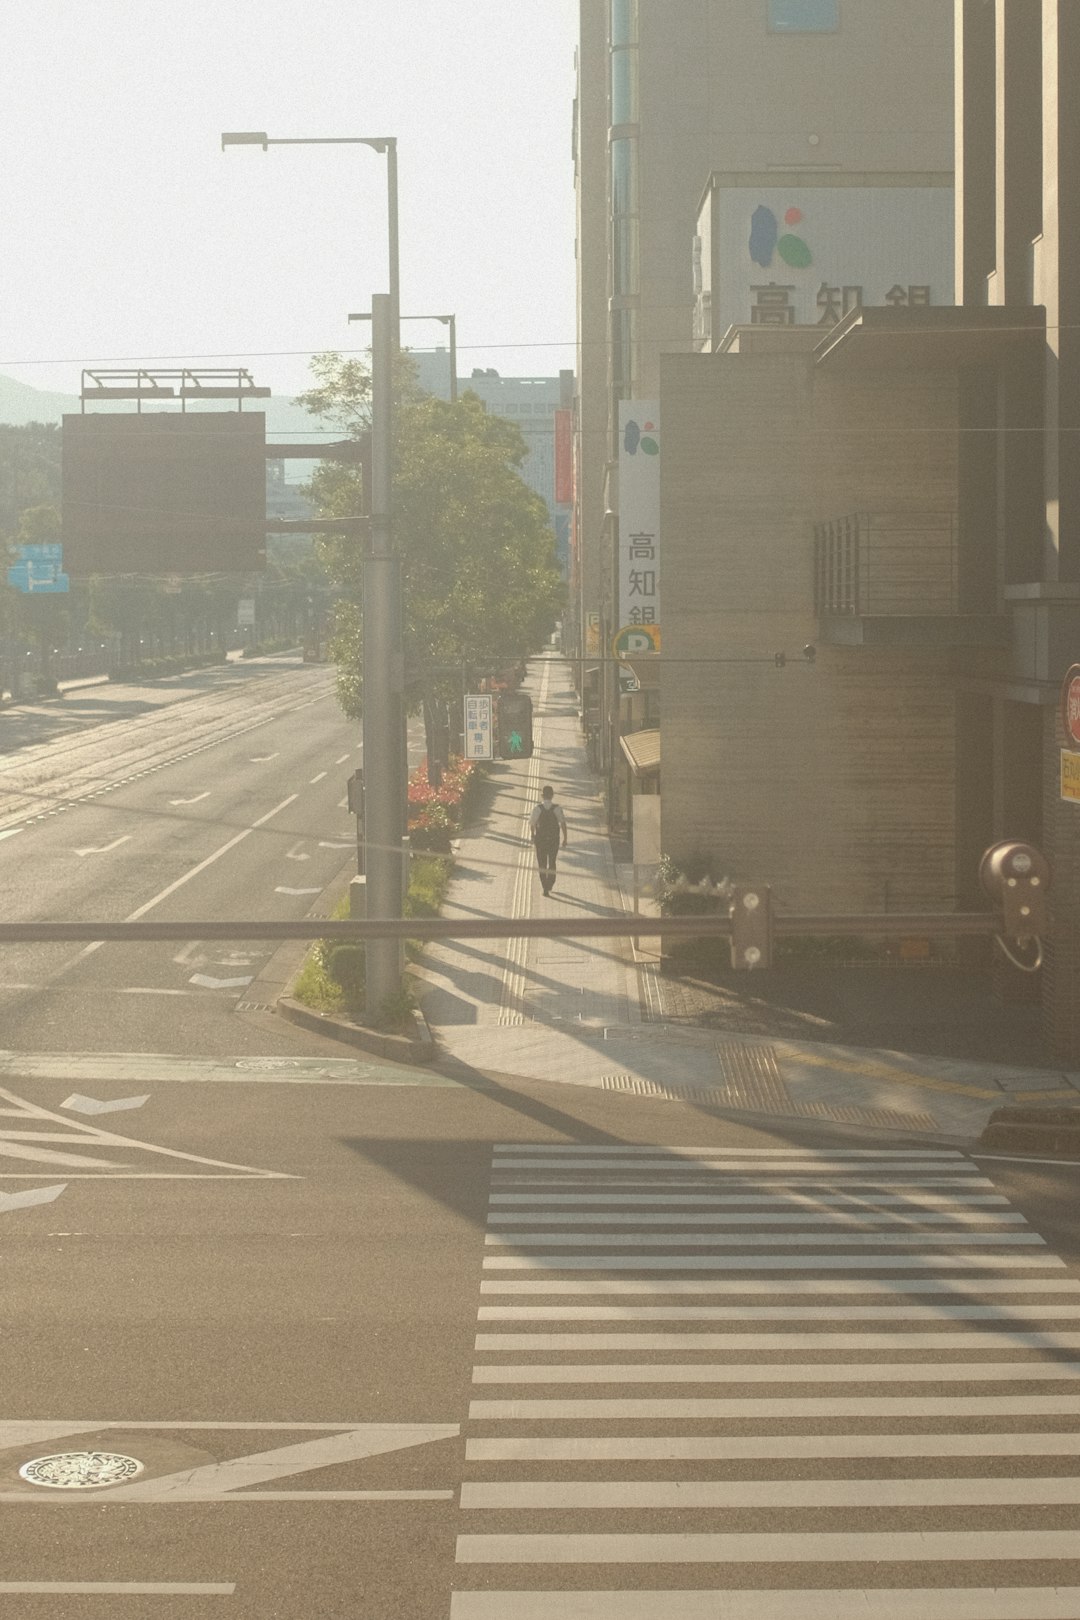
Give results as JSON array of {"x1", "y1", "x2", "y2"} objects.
[
  {"x1": 2, "y1": 659, "x2": 1080, "y2": 1616},
  {"x1": 0, "y1": 657, "x2": 363, "y2": 1056},
  {"x1": 1, "y1": 1063, "x2": 1080, "y2": 1619}
]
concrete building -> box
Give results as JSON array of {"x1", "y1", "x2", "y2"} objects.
[
  {"x1": 950, "y1": 0, "x2": 1080, "y2": 1058},
  {"x1": 573, "y1": 0, "x2": 955, "y2": 818},
  {"x1": 411, "y1": 353, "x2": 574, "y2": 576}
]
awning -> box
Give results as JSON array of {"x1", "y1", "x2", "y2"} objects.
[{"x1": 620, "y1": 727, "x2": 661, "y2": 780}]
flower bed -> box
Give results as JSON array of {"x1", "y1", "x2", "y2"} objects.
[{"x1": 407, "y1": 755, "x2": 482, "y2": 851}]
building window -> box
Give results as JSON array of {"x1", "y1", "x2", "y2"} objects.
[{"x1": 768, "y1": 0, "x2": 839, "y2": 31}]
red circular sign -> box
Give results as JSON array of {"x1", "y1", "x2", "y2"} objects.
[{"x1": 1062, "y1": 664, "x2": 1080, "y2": 749}]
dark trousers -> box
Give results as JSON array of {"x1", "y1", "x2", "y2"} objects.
[{"x1": 533, "y1": 837, "x2": 560, "y2": 892}]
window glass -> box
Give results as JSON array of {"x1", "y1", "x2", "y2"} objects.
[{"x1": 768, "y1": 0, "x2": 839, "y2": 31}]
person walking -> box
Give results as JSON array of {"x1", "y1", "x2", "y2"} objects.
[{"x1": 529, "y1": 783, "x2": 567, "y2": 896}]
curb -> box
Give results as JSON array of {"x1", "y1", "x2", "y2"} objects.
[
  {"x1": 277, "y1": 996, "x2": 437, "y2": 1066},
  {"x1": 974, "y1": 1103, "x2": 1080, "y2": 1160}
]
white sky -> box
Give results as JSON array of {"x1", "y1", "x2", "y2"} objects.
[{"x1": 0, "y1": 0, "x2": 579, "y2": 402}]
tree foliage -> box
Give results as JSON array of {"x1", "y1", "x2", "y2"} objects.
[{"x1": 298, "y1": 351, "x2": 563, "y2": 717}]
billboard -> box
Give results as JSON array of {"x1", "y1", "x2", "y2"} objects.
[
  {"x1": 62, "y1": 412, "x2": 266, "y2": 576},
  {"x1": 696, "y1": 180, "x2": 954, "y2": 345},
  {"x1": 617, "y1": 401, "x2": 660, "y2": 635}
]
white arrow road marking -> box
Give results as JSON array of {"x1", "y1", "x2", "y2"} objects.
[
  {"x1": 71, "y1": 1424, "x2": 461, "y2": 1503},
  {"x1": 189, "y1": 975, "x2": 254, "y2": 990},
  {"x1": 275, "y1": 887, "x2": 321, "y2": 896},
  {"x1": 0, "y1": 1085, "x2": 295, "y2": 1180},
  {"x1": 61, "y1": 1094, "x2": 150, "y2": 1117},
  {"x1": 74, "y1": 836, "x2": 131, "y2": 858},
  {"x1": 285, "y1": 842, "x2": 311, "y2": 861},
  {"x1": 0, "y1": 1184, "x2": 66, "y2": 1213},
  {"x1": 249, "y1": 753, "x2": 278, "y2": 763},
  {"x1": 172, "y1": 941, "x2": 204, "y2": 967},
  {"x1": 168, "y1": 792, "x2": 210, "y2": 806}
]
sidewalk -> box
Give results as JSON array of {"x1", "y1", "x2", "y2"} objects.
[{"x1": 418, "y1": 655, "x2": 1080, "y2": 1143}]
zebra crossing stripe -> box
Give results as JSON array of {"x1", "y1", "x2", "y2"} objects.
[
  {"x1": 455, "y1": 1146, "x2": 1080, "y2": 1614},
  {"x1": 455, "y1": 1529, "x2": 1080, "y2": 1563},
  {"x1": 449, "y1": 1592, "x2": 1080, "y2": 1619},
  {"x1": 465, "y1": 1432, "x2": 1080, "y2": 1461},
  {"x1": 473, "y1": 1329, "x2": 1080, "y2": 1350},
  {"x1": 459, "y1": 1476, "x2": 1080, "y2": 1509},
  {"x1": 469, "y1": 1395, "x2": 1080, "y2": 1417}
]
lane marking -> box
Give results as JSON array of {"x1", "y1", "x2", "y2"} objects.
[
  {"x1": 319, "y1": 840, "x2": 353, "y2": 850},
  {"x1": 0, "y1": 1085, "x2": 294, "y2": 1180},
  {"x1": 0, "y1": 1585, "x2": 234, "y2": 1596},
  {"x1": 335, "y1": 754, "x2": 350, "y2": 765},
  {"x1": 168, "y1": 792, "x2": 210, "y2": 806},
  {"x1": 309, "y1": 771, "x2": 327, "y2": 783},
  {"x1": 0, "y1": 828, "x2": 24, "y2": 841},
  {"x1": 491, "y1": 1159, "x2": 981, "y2": 1173},
  {"x1": 275, "y1": 887, "x2": 321, "y2": 896},
  {"x1": 74, "y1": 835, "x2": 131, "y2": 858},
  {"x1": 491, "y1": 1146, "x2": 966, "y2": 1157},
  {"x1": 455, "y1": 1529, "x2": 1080, "y2": 1563},
  {"x1": 249, "y1": 754, "x2": 279, "y2": 763},
  {"x1": 124, "y1": 794, "x2": 298, "y2": 922},
  {"x1": 0, "y1": 1184, "x2": 66, "y2": 1213},
  {"x1": 60, "y1": 1094, "x2": 149, "y2": 1117}
]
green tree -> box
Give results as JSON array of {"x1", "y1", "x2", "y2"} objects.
[{"x1": 298, "y1": 352, "x2": 563, "y2": 724}]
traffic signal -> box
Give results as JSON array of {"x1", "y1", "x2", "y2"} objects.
[
  {"x1": 979, "y1": 841, "x2": 1050, "y2": 945},
  {"x1": 497, "y1": 693, "x2": 534, "y2": 759},
  {"x1": 730, "y1": 884, "x2": 773, "y2": 970}
]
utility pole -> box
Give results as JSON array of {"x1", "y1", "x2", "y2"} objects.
[{"x1": 363, "y1": 293, "x2": 404, "y2": 1017}]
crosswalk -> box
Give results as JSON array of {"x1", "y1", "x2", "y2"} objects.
[{"x1": 451, "y1": 1144, "x2": 1080, "y2": 1618}]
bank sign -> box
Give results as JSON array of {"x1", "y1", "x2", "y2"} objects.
[
  {"x1": 617, "y1": 401, "x2": 660, "y2": 637},
  {"x1": 696, "y1": 182, "x2": 954, "y2": 342}
]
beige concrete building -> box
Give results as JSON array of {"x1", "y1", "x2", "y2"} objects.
[{"x1": 572, "y1": 0, "x2": 954, "y2": 818}]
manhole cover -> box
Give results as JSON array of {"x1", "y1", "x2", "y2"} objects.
[{"x1": 19, "y1": 1451, "x2": 144, "y2": 1489}]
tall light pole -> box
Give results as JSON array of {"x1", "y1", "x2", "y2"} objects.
[
  {"x1": 221, "y1": 131, "x2": 399, "y2": 350},
  {"x1": 223, "y1": 128, "x2": 405, "y2": 1017},
  {"x1": 350, "y1": 312, "x2": 457, "y2": 402}
]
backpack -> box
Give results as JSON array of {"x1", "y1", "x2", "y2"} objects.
[{"x1": 534, "y1": 804, "x2": 559, "y2": 842}]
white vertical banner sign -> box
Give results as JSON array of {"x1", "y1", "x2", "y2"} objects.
[
  {"x1": 617, "y1": 401, "x2": 661, "y2": 635},
  {"x1": 464, "y1": 694, "x2": 493, "y2": 761}
]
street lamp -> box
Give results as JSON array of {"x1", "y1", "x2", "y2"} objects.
[
  {"x1": 349, "y1": 312, "x2": 457, "y2": 402},
  {"x1": 223, "y1": 127, "x2": 406, "y2": 1016},
  {"x1": 221, "y1": 131, "x2": 399, "y2": 347}
]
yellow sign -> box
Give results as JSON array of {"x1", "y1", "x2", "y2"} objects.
[{"x1": 1061, "y1": 749, "x2": 1080, "y2": 803}]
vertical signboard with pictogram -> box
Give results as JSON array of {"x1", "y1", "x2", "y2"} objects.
[{"x1": 617, "y1": 402, "x2": 660, "y2": 637}]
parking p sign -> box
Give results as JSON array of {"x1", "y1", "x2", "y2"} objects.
[{"x1": 464, "y1": 694, "x2": 493, "y2": 761}]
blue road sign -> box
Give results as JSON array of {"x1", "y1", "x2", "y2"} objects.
[{"x1": 7, "y1": 544, "x2": 69, "y2": 594}]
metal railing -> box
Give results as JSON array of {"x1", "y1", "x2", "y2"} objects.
[{"x1": 814, "y1": 512, "x2": 959, "y2": 618}]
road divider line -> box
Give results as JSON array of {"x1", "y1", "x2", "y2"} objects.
[{"x1": 124, "y1": 794, "x2": 298, "y2": 921}]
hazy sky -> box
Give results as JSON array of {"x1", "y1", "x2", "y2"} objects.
[{"x1": 0, "y1": 0, "x2": 579, "y2": 403}]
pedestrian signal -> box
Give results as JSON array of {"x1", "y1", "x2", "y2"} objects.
[{"x1": 497, "y1": 693, "x2": 534, "y2": 759}]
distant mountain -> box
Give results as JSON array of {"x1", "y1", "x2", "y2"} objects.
[{"x1": 0, "y1": 371, "x2": 329, "y2": 441}]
